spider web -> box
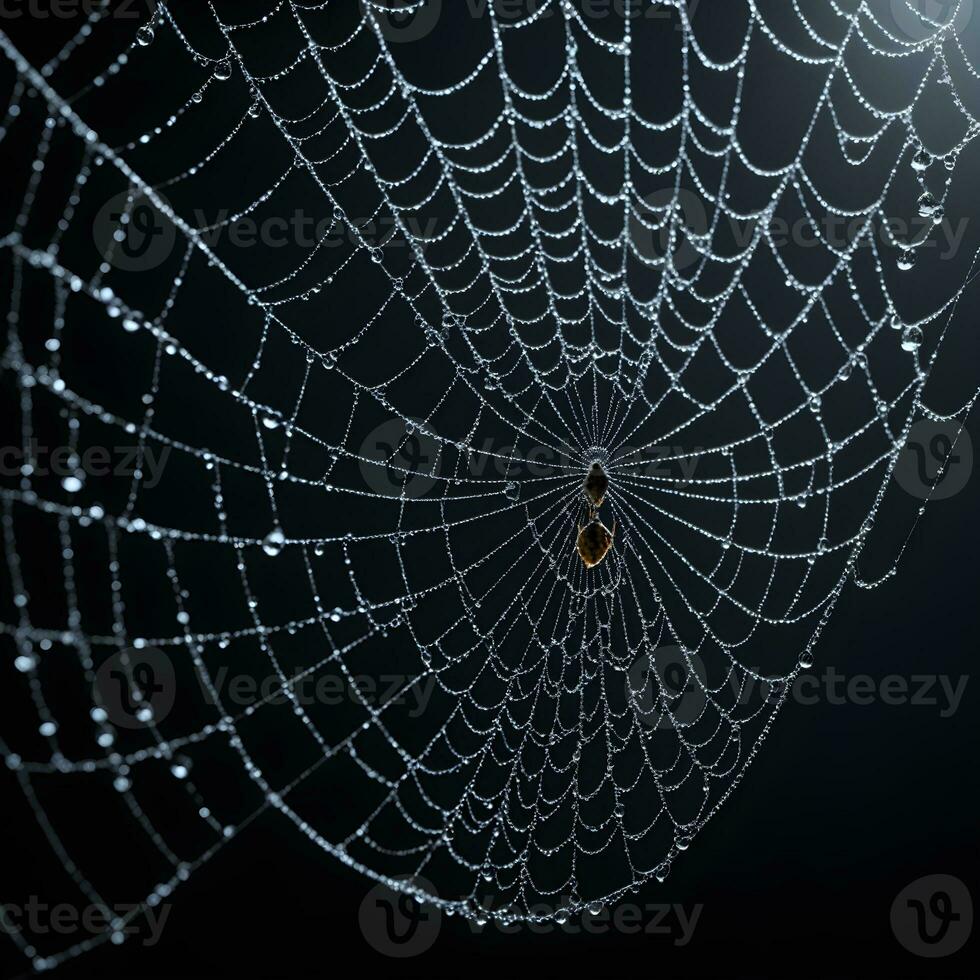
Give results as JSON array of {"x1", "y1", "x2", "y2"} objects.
[{"x1": 2, "y1": 0, "x2": 980, "y2": 968}]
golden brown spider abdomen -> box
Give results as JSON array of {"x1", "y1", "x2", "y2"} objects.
[
  {"x1": 576, "y1": 518, "x2": 615, "y2": 569},
  {"x1": 584, "y1": 461, "x2": 608, "y2": 509}
]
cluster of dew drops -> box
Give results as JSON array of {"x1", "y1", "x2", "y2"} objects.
[
  {"x1": 127, "y1": 15, "x2": 971, "y2": 377},
  {"x1": 135, "y1": 18, "x2": 237, "y2": 106},
  {"x1": 124, "y1": 14, "x2": 978, "y2": 558},
  {"x1": 892, "y1": 115, "x2": 978, "y2": 356}
]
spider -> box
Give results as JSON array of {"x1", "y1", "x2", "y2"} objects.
[
  {"x1": 577, "y1": 512, "x2": 616, "y2": 569},
  {"x1": 577, "y1": 461, "x2": 615, "y2": 568},
  {"x1": 584, "y1": 461, "x2": 608, "y2": 508}
]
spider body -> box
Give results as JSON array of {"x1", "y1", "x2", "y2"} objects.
[
  {"x1": 577, "y1": 517, "x2": 615, "y2": 569},
  {"x1": 584, "y1": 461, "x2": 608, "y2": 508}
]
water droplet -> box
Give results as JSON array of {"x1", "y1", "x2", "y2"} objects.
[
  {"x1": 917, "y1": 192, "x2": 938, "y2": 218},
  {"x1": 911, "y1": 148, "x2": 931, "y2": 172},
  {"x1": 901, "y1": 325, "x2": 923, "y2": 352},
  {"x1": 262, "y1": 528, "x2": 285, "y2": 557},
  {"x1": 897, "y1": 249, "x2": 916, "y2": 272},
  {"x1": 504, "y1": 481, "x2": 520, "y2": 501},
  {"x1": 214, "y1": 59, "x2": 233, "y2": 82},
  {"x1": 61, "y1": 474, "x2": 84, "y2": 493},
  {"x1": 890, "y1": 314, "x2": 903, "y2": 331},
  {"x1": 136, "y1": 24, "x2": 155, "y2": 47}
]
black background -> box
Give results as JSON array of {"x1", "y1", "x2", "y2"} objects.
[{"x1": 1, "y1": 1, "x2": 978, "y2": 977}]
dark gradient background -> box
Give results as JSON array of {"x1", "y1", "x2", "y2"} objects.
[{"x1": 1, "y1": 2, "x2": 978, "y2": 977}]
